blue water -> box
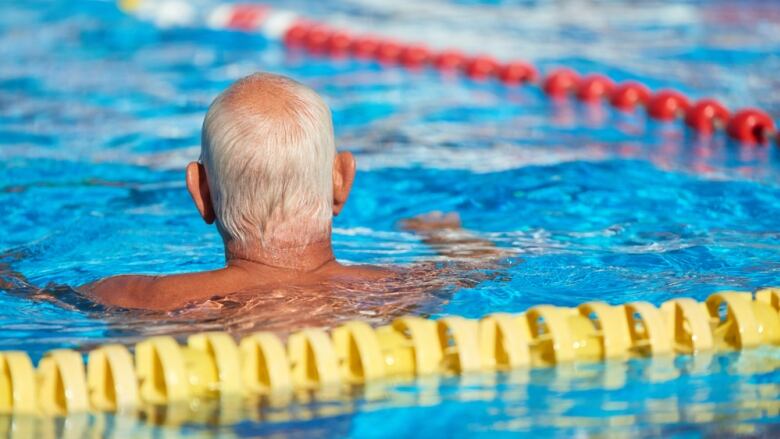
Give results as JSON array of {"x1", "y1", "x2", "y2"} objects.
[{"x1": 1, "y1": 0, "x2": 780, "y2": 436}]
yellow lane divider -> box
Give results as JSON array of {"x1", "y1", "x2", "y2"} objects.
[{"x1": 1, "y1": 288, "x2": 779, "y2": 417}]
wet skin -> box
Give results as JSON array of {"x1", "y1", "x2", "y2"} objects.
[
  {"x1": 81, "y1": 211, "x2": 505, "y2": 312},
  {"x1": 84, "y1": 258, "x2": 394, "y2": 311}
]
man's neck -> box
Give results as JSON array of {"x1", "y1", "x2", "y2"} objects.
[{"x1": 224, "y1": 237, "x2": 336, "y2": 272}]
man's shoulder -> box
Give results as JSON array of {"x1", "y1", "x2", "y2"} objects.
[
  {"x1": 83, "y1": 271, "x2": 220, "y2": 310},
  {"x1": 82, "y1": 274, "x2": 160, "y2": 309}
]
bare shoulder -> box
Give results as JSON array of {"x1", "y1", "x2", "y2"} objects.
[
  {"x1": 82, "y1": 274, "x2": 160, "y2": 309},
  {"x1": 81, "y1": 263, "x2": 400, "y2": 311},
  {"x1": 82, "y1": 270, "x2": 232, "y2": 310}
]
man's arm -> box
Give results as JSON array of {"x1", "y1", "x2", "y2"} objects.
[
  {"x1": 0, "y1": 249, "x2": 39, "y2": 294},
  {"x1": 399, "y1": 211, "x2": 511, "y2": 262},
  {"x1": 0, "y1": 245, "x2": 150, "y2": 306},
  {"x1": 0, "y1": 266, "x2": 31, "y2": 291}
]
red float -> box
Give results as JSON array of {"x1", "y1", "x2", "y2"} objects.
[
  {"x1": 226, "y1": 5, "x2": 268, "y2": 31},
  {"x1": 726, "y1": 108, "x2": 777, "y2": 144},
  {"x1": 283, "y1": 22, "x2": 311, "y2": 48},
  {"x1": 325, "y1": 31, "x2": 352, "y2": 56},
  {"x1": 400, "y1": 45, "x2": 431, "y2": 68},
  {"x1": 610, "y1": 81, "x2": 651, "y2": 111},
  {"x1": 647, "y1": 89, "x2": 691, "y2": 120},
  {"x1": 684, "y1": 99, "x2": 730, "y2": 134},
  {"x1": 543, "y1": 68, "x2": 580, "y2": 97},
  {"x1": 498, "y1": 61, "x2": 538, "y2": 85},
  {"x1": 375, "y1": 41, "x2": 403, "y2": 64},
  {"x1": 350, "y1": 37, "x2": 379, "y2": 59},
  {"x1": 575, "y1": 74, "x2": 615, "y2": 102},
  {"x1": 464, "y1": 56, "x2": 499, "y2": 80},
  {"x1": 303, "y1": 26, "x2": 332, "y2": 54},
  {"x1": 433, "y1": 50, "x2": 467, "y2": 71}
]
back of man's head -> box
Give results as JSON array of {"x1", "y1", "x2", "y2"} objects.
[{"x1": 201, "y1": 73, "x2": 336, "y2": 249}]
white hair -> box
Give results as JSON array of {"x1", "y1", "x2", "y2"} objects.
[{"x1": 200, "y1": 73, "x2": 336, "y2": 249}]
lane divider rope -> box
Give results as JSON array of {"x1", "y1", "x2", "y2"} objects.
[
  {"x1": 1, "y1": 288, "x2": 779, "y2": 417},
  {"x1": 119, "y1": 0, "x2": 779, "y2": 146}
]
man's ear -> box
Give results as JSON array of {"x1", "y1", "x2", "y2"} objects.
[
  {"x1": 332, "y1": 151, "x2": 356, "y2": 216},
  {"x1": 186, "y1": 161, "x2": 216, "y2": 224}
]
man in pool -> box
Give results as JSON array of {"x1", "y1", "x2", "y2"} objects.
[{"x1": 73, "y1": 73, "x2": 505, "y2": 311}]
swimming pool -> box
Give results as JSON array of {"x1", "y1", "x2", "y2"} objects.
[{"x1": 1, "y1": 0, "x2": 780, "y2": 436}]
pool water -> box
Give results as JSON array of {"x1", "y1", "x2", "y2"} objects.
[{"x1": 1, "y1": 0, "x2": 780, "y2": 436}]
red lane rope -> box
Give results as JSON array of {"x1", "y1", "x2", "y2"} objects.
[{"x1": 280, "y1": 21, "x2": 778, "y2": 146}]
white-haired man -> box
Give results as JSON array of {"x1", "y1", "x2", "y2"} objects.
[{"x1": 83, "y1": 73, "x2": 500, "y2": 311}]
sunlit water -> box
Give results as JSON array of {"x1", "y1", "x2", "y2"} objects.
[{"x1": 1, "y1": 0, "x2": 779, "y2": 436}]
